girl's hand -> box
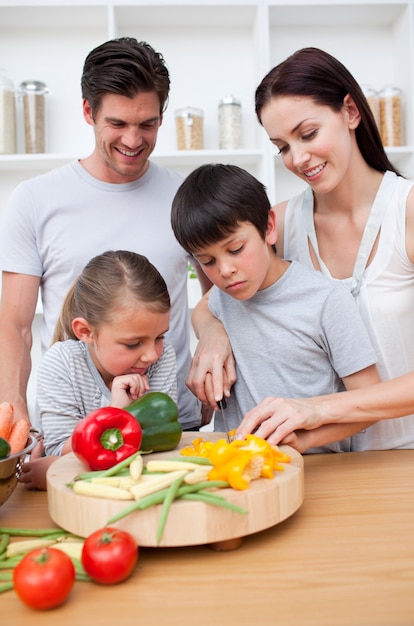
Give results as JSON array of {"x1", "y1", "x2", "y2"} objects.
[{"x1": 110, "y1": 374, "x2": 150, "y2": 408}]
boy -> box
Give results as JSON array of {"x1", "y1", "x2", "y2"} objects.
[{"x1": 171, "y1": 164, "x2": 381, "y2": 452}]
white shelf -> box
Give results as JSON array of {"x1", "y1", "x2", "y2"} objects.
[{"x1": 1, "y1": 0, "x2": 414, "y2": 207}]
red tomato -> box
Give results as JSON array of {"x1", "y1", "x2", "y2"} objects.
[
  {"x1": 13, "y1": 547, "x2": 75, "y2": 610},
  {"x1": 81, "y1": 527, "x2": 138, "y2": 585}
]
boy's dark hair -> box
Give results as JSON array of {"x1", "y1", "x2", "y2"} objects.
[
  {"x1": 255, "y1": 47, "x2": 400, "y2": 176},
  {"x1": 171, "y1": 163, "x2": 271, "y2": 255},
  {"x1": 81, "y1": 37, "x2": 170, "y2": 118}
]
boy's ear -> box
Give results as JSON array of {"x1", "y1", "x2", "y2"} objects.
[
  {"x1": 72, "y1": 317, "x2": 94, "y2": 343},
  {"x1": 266, "y1": 208, "x2": 278, "y2": 246}
]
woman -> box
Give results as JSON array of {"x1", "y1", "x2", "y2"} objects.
[{"x1": 189, "y1": 47, "x2": 414, "y2": 451}]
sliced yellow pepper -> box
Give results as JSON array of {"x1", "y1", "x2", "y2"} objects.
[
  {"x1": 180, "y1": 437, "x2": 213, "y2": 457},
  {"x1": 209, "y1": 450, "x2": 254, "y2": 490},
  {"x1": 180, "y1": 433, "x2": 291, "y2": 490}
]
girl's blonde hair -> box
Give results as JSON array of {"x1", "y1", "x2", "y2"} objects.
[{"x1": 53, "y1": 250, "x2": 170, "y2": 343}]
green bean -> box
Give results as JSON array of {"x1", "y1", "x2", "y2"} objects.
[
  {"x1": 0, "y1": 526, "x2": 67, "y2": 538},
  {"x1": 0, "y1": 555, "x2": 24, "y2": 569},
  {"x1": 74, "y1": 452, "x2": 143, "y2": 482},
  {"x1": 99, "y1": 451, "x2": 143, "y2": 478},
  {"x1": 0, "y1": 533, "x2": 9, "y2": 556},
  {"x1": 107, "y1": 488, "x2": 170, "y2": 524},
  {"x1": 156, "y1": 476, "x2": 185, "y2": 544},
  {"x1": 177, "y1": 480, "x2": 229, "y2": 494},
  {"x1": 76, "y1": 573, "x2": 92, "y2": 582},
  {"x1": 71, "y1": 557, "x2": 91, "y2": 581},
  {"x1": 0, "y1": 572, "x2": 12, "y2": 581},
  {"x1": 74, "y1": 467, "x2": 130, "y2": 481},
  {"x1": 107, "y1": 480, "x2": 233, "y2": 526},
  {"x1": 165, "y1": 456, "x2": 212, "y2": 465},
  {"x1": 0, "y1": 582, "x2": 13, "y2": 593},
  {"x1": 181, "y1": 492, "x2": 247, "y2": 514}
]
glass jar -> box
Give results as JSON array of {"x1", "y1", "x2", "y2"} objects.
[
  {"x1": 175, "y1": 107, "x2": 204, "y2": 150},
  {"x1": 19, "y1": 80, "x2": 49, "y2": 153},
  {"x1": 0, "y1": 68, "x2": 17, "y2": 154},
  {"x1": 379, "y1": 86, "x2": 403, "y2": 147},
  {"x1": 361, "y1": 85, "x2": 380, "y2": 130},
  {"x1": 218, "y1": 95, "x2": 243, "y2": 149}
]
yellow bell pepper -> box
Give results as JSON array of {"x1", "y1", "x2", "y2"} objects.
[
  {"x1": 180, "y1": 434, "x2": 291, "y2": 490},
  {"x1": 209, "y1": 449, "x2": 255, "y2": 490},
  {"x1": 180, "y1": 437, "x2": 213, "y2": 458}
]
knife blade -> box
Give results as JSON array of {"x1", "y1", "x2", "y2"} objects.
[{"x1": 218, "y1": 397, "x2": 231, "y2": 443}]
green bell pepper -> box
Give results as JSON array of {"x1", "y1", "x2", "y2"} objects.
[{"x1": 125, "y1": 392, "x2": 182, "y2": 453}]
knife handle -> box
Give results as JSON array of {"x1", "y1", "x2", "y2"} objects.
[{"x1": 218, "y1": 397, "x2": 227, "y2": 410}]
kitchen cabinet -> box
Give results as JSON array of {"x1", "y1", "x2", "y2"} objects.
[{"x1": 1, "y1": 0, "x2": 413, "y2": 216}]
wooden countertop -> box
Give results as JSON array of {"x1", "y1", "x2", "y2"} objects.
[{"x1": 1, "y1": 449, "x2": 414, "y2": 626}]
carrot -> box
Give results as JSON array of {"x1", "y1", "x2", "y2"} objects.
[
  {"x1": 0, "y1": 403, "x2": 14, "y2": 440},
  {"x1": 8, "y1": 419, "x2": 31, "y2": 455}
]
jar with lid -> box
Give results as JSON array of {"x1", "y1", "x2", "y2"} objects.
[
  {"x1": 0, "y1": 68, "x2": 17, "y2": 154},
  {"x1": 379, "y1": 86, "x2": 403, "y2": 147},
  {"x1": 175, "y1": 106, "x2": 204, "y2": 150},
  {"x1": 361, "y1": 85, "x2": 380, "y2": 130},
  {"x1": 219, "y1": 95, "x2": 242, "y2": 149},
  {"x1": 19, "y1": 80, "x2": 49, "y2": 153}
]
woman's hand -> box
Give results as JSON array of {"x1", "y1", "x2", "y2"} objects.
[
  {"x1": 110, "y1": 374, "x2": 150, "y2": 408},
  {"x1": 235, "y1": 396, "x2": 325, "y2": 445}
]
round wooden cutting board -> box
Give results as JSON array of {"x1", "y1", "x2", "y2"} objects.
[{"x1": 47, "y1": 432, "x2": 304, "y2": 548}]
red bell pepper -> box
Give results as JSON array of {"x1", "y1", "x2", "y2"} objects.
[{"x1": 72, "y1": 407, "x2": 142, "y2": 471}]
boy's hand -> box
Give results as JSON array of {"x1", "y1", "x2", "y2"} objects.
[
  {"x1": 110, "y1": 374, "x2": 150, "y2": 408},
  {"x1": 186, "y1": 323, "x2": 237, "y2": 409}
]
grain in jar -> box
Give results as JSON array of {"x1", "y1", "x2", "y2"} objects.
[
  {"x1": 175, "y1": 107, "x2": 204, "y2": 150},
  {"x1": 379, "y1": 86, "x2": 403, "y2": 147},
  {"x1": 219, "y1": 95, "x2": 243, "y2": 149},
  {"x1": 361, "y1": 85, "x2": 380, "y2": 130},
  {"x1": 0, "y1": 68, "x2": 17, "y2": 154},
  {"x1": 19, "y1": 80, "x2": 49, "y2": 153}
]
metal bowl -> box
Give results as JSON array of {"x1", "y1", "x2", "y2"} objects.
[{"x1": 0, "y1": 428, "x2": 42, "y2": 506}]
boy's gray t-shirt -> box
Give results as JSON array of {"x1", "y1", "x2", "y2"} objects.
[{"x1": 209, "y1": 260, "x2": 377, "y2": 441}]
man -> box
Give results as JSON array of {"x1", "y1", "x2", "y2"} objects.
[{"x1": 0, "y1": 38, "x2": 209, "y2": 487}]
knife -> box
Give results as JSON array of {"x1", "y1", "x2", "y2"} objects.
[{"x1": 218, "y1": 397, "x2": 232, "y2": 443}]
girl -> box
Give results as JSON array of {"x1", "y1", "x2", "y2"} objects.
[
  {"x1": 190, "y1": 47, "x2": 414, "y2": 451},
  {"x1": 20, "y1": 249, "x2": 177, "y2": 488}
]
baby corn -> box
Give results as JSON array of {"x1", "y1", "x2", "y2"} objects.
[
  {"x1": 6, "y1": 538, "x2": 56, "y2": 559},
  {"x1": 52, "y1": 541, "x2": 84, "y2": 560},
  {"x1": 72, "y1": 480, "x2": 133, "y2": 500},
  {"x1": 129, "y1": 469, "x2": 188, "y2": 501},
  {"x1": 183, "y1": 467, "x2": 212, "y2": 485},
  {"x1": 90, "y1": 475, "x2": 139, "y2": 490},
  {"x1": 129, "y1": 455, "x2": 144, "y2": 481}
]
